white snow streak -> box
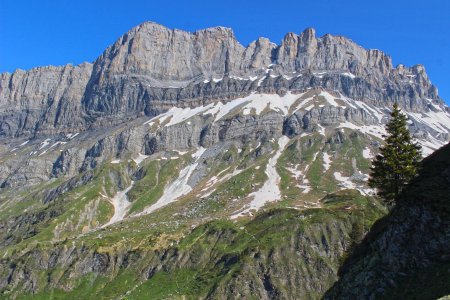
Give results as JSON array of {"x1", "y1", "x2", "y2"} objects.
[
  {"x1": 304, "y1": 104, "x2": 315, "y2": 111},
  {"x1": 19, "y1": 140, "x2": 29, "y2": 147},
  {"x1": 319, "y1": 91, "x2": 340, "y2": 107},
  {"x1": 339, "y1": 122, "x2": 386, "y2": 139},
  {"x1": 39, "y1": 141, "x2": 67, "y2": 156},
  {"x1": 133, "y1": 153, "x2": 149, "y2": 165},
  {"x1": 317, "y1": 124, "x2": 326, "y2": 136},
  {"x1": 200, "y1": 167, "x2": 244, "y2": 199},
  {"x1": 286, "y1": 165, "x2": 311, "y2": 193},
  {"x1": 102, "y1": 182, "x2": 135, "y2": 227},
  {"x1": 341, "y1": 72, "x2": 356, "y2": 79},
  {"x1": 322, "y1": 152, "x2": 332, "y2": 171},
  {"x1": 138, "y1": 147, "x2": 206, "y2": 215},
  {"x1": 145, "y1": 92, "x2": 306, "y2": 128},
  {"x1": 333, "y1": 172, "x2": 356, "y2": 189},
  {"x1": 66, "y1": 133, "x2": 79, "y2": 139},
  {"x1": 231, "y1": 136, "x2": 290, "y2": 219},
  {"x1": 39, "y1": 139, "x2": 51, "y2": 150}
]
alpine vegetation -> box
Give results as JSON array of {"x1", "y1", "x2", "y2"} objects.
[{"x1": 369, "y1": 103, "x2": 422, "y2": 206}]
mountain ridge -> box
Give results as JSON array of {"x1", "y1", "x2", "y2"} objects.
[{"x1": 0, "y1": 22, "x2": 444, "y2": 139}]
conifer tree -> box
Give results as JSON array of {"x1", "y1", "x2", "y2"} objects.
[{"x1": 368, "y1": 103, "x2": 422, "y2": 206}]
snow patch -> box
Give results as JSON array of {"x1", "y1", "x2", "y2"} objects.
[
  {"x1": 313, "y1": 72, "x2": 327, "y2": 78},
  {"x1": 304, "y1": 104, "x2": 314, "y2": 111},
  {"x1": 39, "y1": 141, "x2": 67, "y2": 156},
  {"x1": 286, "y1": 165, "x2": 311, "y2": 193},
  {"x1": 200, "y1": 167, "x2": 244, "y2": 199},
  {"x1": 408, "y1": 109, "x2": 450, "y2": 133},
  {"x1": 174, "y1": 150, "x2": 189, "y2": 156},
  {"x1": 133, "y1": 153, "x2": 149, "y2": 165},
  {"x1": 138, "y1": 147, "x2": 206, "y2": 215},
  {"x1": 19, "y1": 140, "x2": 29, "y2": 147},
  {"x1": 210, "y1": 92, "x2": 302, "y2": 122},
  {"x1": 319, "y1": 91, "x2": 340, "y2": 107},
  {"x1": 322, "y1": 152, "x2": 332, "y2": 171},
  {"x1": 257, "y1": 76, "x2": 266, "y2": 86},
  {"x1": 231, "y1": 136, "x2": 290, "y2": 219},
  {"x1": 39, "y1": 139, "x2": 51, "y2": 150},
  {"x1": 102, "y1": 182, "x2": 135, "y2": 227},
  {"x1": 67, "y1": 133, "x2": 79, "y2": 140},
  {"x1": 165, "y1": 105, "x2": 214, "y2": 127},
  {"x1": 341, "y1": 72, "x2": 356, "y2": 79},
  {"x1": 362, "y1": 147, "x2": 373, "y2": 159},
  {"x1": 360, "y1": 102, "x2": 384, "y2": 123},
  {"x1": 333, "y1": 172, "x2": 356, "y2": 189},
  {"x1": 339, "y1": 122, "x2": 386, "y2": 139},
  {"x1": 317, "y1": 124, "x2": 326, "y2": 136},
  {"x1": 418, "y1": 135, "x2": 446, "y2": 156}
]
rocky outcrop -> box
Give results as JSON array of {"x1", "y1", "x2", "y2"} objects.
[
  {"x1": 325, "y1": 142, "x2": 450, "y2": 299},
  {"x1": 0, "y1": 63, "x2": 92, "y2": 137}
]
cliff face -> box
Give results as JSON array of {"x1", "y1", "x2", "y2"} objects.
[
  {"x1": 0, "y1": 63, "x2": 92, "y2": 137},
  {"x1": 0, "y1": 22, "x2": 443, "y2": 139},
  {"x1": 83, "y1": 23, "x2": 440, "y2": 122},
  {"x1": 325, "y1": 142, "x2": 450, "y2": 299}
]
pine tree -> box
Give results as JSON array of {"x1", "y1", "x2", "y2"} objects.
[{"x1": 368, "y1": 103, "x2": 422, "y2": 206}]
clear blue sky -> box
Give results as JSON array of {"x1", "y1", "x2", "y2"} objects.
[{"x1": 1, "y1": 0, "x2": 449, "y2": 103}]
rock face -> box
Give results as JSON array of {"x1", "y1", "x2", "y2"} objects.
[
  {"x1": 0, "y1": 22, "x2": 443, "y2": 139},
  {"x1": 0, "y1": 63, "x2": 92, "y2": 137},
  {"x1": 325, "y1": 142, "x2": 450, "y2": 299},
  {"x1": 83, "y1": 23, "x2": 441, "y2": 123}
]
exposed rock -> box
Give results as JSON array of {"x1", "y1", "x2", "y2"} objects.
[
  {"x1": 325, "y1": 142, "x2": 450, "y2": 299},
  {"x1": 0, "y1": 23, "x2": 444, "y2": 139}
]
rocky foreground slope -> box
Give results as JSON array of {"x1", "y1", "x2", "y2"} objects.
[
  {"x1": 0, "y1": 22, "x2": 450, "y2": 298},
  {"x1": 326, "y1": 142, "x2": 450, "y2": 299}
]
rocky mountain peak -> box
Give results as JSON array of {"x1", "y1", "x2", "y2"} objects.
[
  {"x1": 89, "y1": 22, "x2": 408, "y2": 83},
  {"x1": 299, "y1": 27, "x2": 316, "y2": 42},
  {"x1": 194, "y1": 25, "x2": 236, "y2": 39},
  {"x1": 0, "y1": 21, "x2": 446, "y2": 139},
  {"x1": 90, "y1": 21, "x2": 245, "y2": 84}
]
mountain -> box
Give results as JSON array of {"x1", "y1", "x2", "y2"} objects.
[{"x1": 0, "y1": 22, "x2": 449, "y2": 298}]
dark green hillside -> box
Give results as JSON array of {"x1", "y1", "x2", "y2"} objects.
[{"x1": 325, "y1": 142, "x2": 450, "y2": 300}]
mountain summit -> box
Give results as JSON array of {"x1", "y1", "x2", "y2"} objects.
[{"x1": 0, "y1": 22, "x2": 444, "y2": 138}]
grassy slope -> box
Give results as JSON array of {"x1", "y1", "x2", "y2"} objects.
[{"x1": 8, "y1": 190, "x2": 385, "y2": 299}]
